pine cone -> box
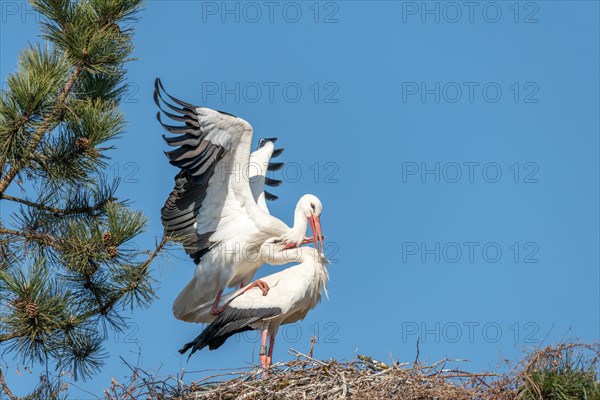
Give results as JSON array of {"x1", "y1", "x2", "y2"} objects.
[
  {"x1": 107, "y1": 245, "x2": 119, "y2": 259},
  {"x1": 75, "y1": 137, "x2": 90, "y2": 151},
  {"x1": 13, "y1": 298, "x2": 26, "y2": 310},
  {"x1": 25, "y1": 301, "x2": 39, "y2": 319},
  {"x1": 102, "y1": 231, "x2": 114, "y2": 245}
]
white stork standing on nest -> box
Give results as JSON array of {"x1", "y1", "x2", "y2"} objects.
[
  {"x1": 154, "y1": 78, "x2": 325, "y2": 318},
  {"x1": 179, "y1": 239, "x2": 329, "y2": 369}
]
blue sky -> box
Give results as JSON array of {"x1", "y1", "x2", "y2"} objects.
[{"x1": 1, "y1": 1, "x2": 599, "y2": 397}]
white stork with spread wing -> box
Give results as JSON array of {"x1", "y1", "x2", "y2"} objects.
[{"x1": 155, "y1": 78, "x2": 324, "y2": 318}]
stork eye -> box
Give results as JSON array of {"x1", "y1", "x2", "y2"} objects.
[{"x1": 311, "y1": 204, "x2": 316, "y2": 212}]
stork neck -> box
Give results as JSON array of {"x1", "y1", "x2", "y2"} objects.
[
  {"x1": 289, "y1": 201, "x2": 309, "y2": 243},
  {"x1": 299, "y1": 247, "x2": 329, "y2": 298},
  {"x1": 275, "y1": 247, "x2": 323, "y2": 269},
  {"x1": 263, "y1": 245, "x2": 303, "y2": 265}
]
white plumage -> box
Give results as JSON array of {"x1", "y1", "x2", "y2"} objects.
[
  {"x1": 179, "y1": 240, "x2": 329, "y2": 367},
  {"x1": 155, "y1": 79, "x2": 324, "y2": 319}
]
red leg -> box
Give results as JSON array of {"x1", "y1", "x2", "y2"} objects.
[
  {"x1": 210, "y1": 290, "x2": 225, "y2": 315},
  {"x1": 259, "y1": 329, "x2": 268, "y2": 370},
  {"x1": 241, "y1": 279, "x2": 269, "y2": 296},
  {"x1": 283, "y1": 236, "x2": 324, "y2": 249},
  {"x1": 300, "y1": 237, "x2": 316, "y2": 245},
  {"x1": 266, "y1": 334, "x2": 275, "y2": 367}
]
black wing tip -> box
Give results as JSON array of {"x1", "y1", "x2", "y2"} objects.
[
  {"x1": 265, "y1": 177, "x2": 282, "y2": 187},
  {"x1": 156, "y1": 77, "x2": 168, "y2": 94},
  {"x1": 179, "y1": 342, "x2": 201, "y2": 361},
  {"x1": 154, "y1": 78, "x2": 165, "y2": 100},
  {"x1": 265, "y1": 191, "x2": 279, "y2": 201},
  {"x1": 216, "y1": 109, "x2": 238, "y2": 118},
  {"x1": 268, "y1": 162, "x2": 284, "y2": 171},
  {"x1": 179, "y1": 307, "x2": 283, "y2": 359},
  {"x1": 154, "y1": 77, "x2": 165, "y2": 98},
  {"x1": 154, "y1": 78, "x2": 198, "y2": 110},
  {"x1": 178, "y1": 335, "x2": 201, "y2": 358},
  {"x1": 258, "y1": 138, "x2": 278, "y2": 148},
  {"x1": 272, "y1": 148, "x2": 284, "y2": 158},
  {"x1": 153, "y1": 86, "x2": 160, "y2": 105}
]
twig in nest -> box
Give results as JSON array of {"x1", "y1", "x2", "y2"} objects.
[{"x1": 308, "y1": 335, "x2": 317, "y2": 358}]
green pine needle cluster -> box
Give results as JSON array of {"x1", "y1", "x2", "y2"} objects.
[{"x1": 0, "y1": 0, "x2": 166, "y2": 394}]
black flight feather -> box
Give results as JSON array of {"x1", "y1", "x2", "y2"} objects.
[
  {"x1": 268, "y1": 162, "x2": 284, "y2": 171},
  {"x1": 179, "y1": 307, "x2": 282, "y2": 358}
]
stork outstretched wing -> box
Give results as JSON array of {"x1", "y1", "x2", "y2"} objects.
[{"x1": 156, "y1": 78, "x2": 283, "y2": 263}]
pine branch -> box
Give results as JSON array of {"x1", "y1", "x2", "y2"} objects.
[
  {"x1": 0, "y1": 227, "x2": 58, "y2": 248},
  {"x1": 0, "y1": 237, "x2": 168, "y2": 343},
  {"x1": 0, "y1": 111, "x2": 33, "y2": 176},
  {"x1": 0, "y1": 62, "x2": 84, "y2": 194},
  {"x1": 0, "y1": 367, "x2": 17, "y2": 400},
  {"x1": 0, "y1": 193, "x2": 110, "y2": 217},
  {"x1": 0, "y1": 332, "x2": 22, "y2": 342},
  {"x1": 79, "y1": 236, "x2": 169, "y2": 321},
  {"x1": 0, "y1": 0, "x2": 153, "y2": 388}
]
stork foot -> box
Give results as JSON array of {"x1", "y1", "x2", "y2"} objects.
[
  {"x1": 243, "y1": 279, "x2": 270, "y2": 296},
  {"x1": 210, "y1": 304, "x2": 226, "y2": 315},
  {"x1": 283, "y1": 236, "x2": 325, "y2": 249},
  {"x1": 260, "y1": 355, "x2": 273, "y2": 377},
  {"x1": 301, "y1": 235, "x2": 325, "y2": 245}
]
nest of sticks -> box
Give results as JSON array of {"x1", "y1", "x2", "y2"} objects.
[
  {"x1": 182, "y1": 353, "x2": 496, "y2": 399},
  {"x1": 105, "y1": 342, "x2": 599, "y2": 400}
]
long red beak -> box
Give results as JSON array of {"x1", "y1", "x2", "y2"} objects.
[{"x1": 309, "y1": 215, "x2": 324, "y2": 254}]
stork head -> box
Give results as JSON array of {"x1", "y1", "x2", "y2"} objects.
[
  {"x1": 299, "y1": 194, "x2": 323, "y2": 218},
  {"x1": 278, "y1": 194, "x2": 324, "y2": 253},
  {"x1": 296, "y1": 194, "x2": 324, "y2": 253}
]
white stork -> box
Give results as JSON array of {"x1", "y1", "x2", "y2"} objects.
[
  {"x1": 154, "y1": 79, "x2": 325, "y2": 317},
  {"x1": 179, "y1": 239, "x2": 329, "y2": 369}
]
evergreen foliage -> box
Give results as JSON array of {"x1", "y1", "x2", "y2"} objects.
[{"x1": 0, "y1": 1, "x2": 166, "y2": 397}]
